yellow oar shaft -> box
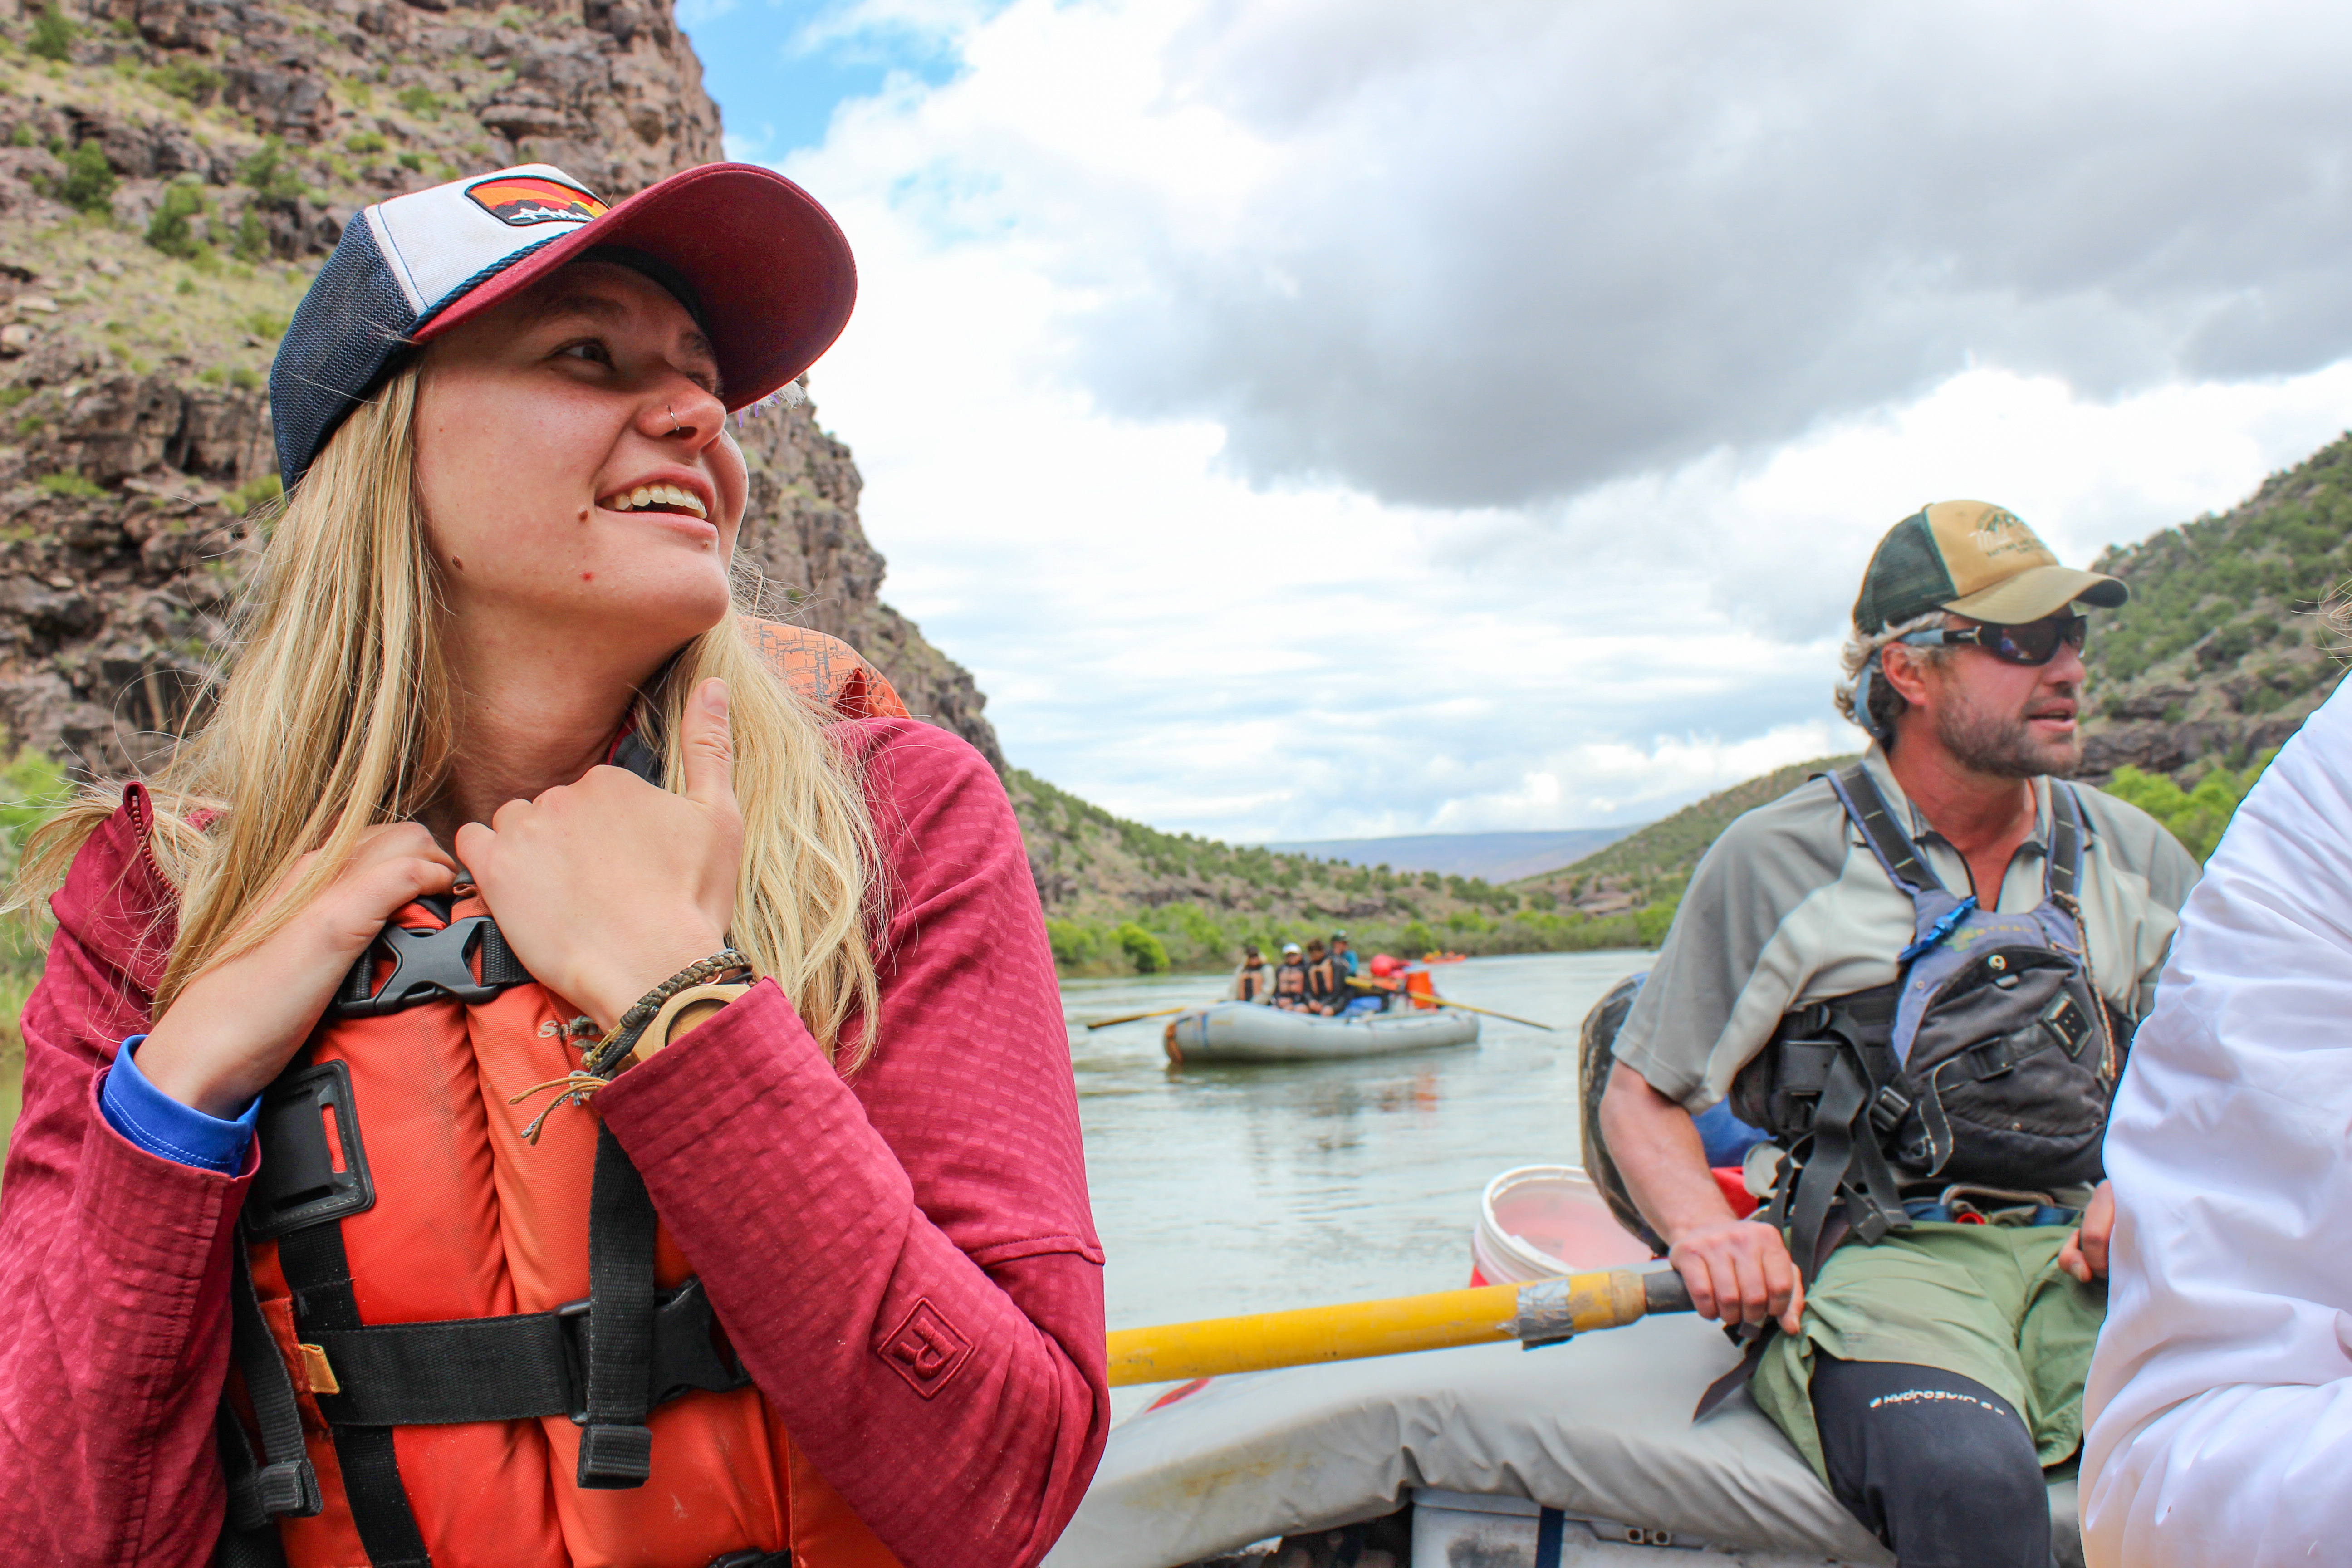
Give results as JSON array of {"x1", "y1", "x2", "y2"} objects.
[
  {"x1": 1084, "y1": 1005, "x2": 1188, "y2": 1029},
  {"x1": 1345, "y1": 979, "x2": 1554, "y2": 1031},
  {"x1": 1106, "y1": 1269, "x2": 1689, "y2": 1387}
]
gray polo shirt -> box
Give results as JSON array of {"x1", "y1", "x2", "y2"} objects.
[{"x1": 1612, "y1": 747, "x2": 2202, "y2": 1112}]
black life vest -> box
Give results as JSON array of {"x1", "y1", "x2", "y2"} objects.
[
  {"x1": 1273, "y1": 962, "x2": 1307, "y2": 999},
  {"x1": 1729, "y1": 765, "x2": 2117, "y2": 1278}
]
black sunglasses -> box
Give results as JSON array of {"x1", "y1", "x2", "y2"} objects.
[{"x1": 1900, "y1": 614, "x2": 2087, "y2": 666}]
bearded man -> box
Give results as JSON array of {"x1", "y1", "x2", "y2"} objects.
[{"x1": 1596, "y1": 501, "x2": 2200, "y2": 1568}]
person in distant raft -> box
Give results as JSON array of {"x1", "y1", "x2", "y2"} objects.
[
  {"x1": 1303, "y1": 939, "x2": 1346, "y2": 1015},
  {"x1": 1596, "y1": 502, "x2": 2198, "y2": 1568},
  {"x1": 1329, "y1": 931, "x2": 1360, "y2": 980},
  {"x1": 0, "y1": 164, "x2": 1106, "y2": 1568},
  {"x1": 1271, "y1": 942, "x2": 1312, "y2": 1010},
  {"x1": 1231, "y1": 944, "x2": 1274, "y2": 1003}
]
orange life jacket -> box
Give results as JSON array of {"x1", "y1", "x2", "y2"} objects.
[{"x1": 219, "y1": 625, "x2": 913, "y2": 1568}]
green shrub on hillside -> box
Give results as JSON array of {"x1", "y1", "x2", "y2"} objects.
[
  {"x1": 2, "y1": 751, "x2": 71, "y2": 1177},
  {"x1": 1044, "y1": 918, "x2": 1101, "y2": 969},
  {"x1": 240, "y1": 137, "x2": 309, "y2": 209},
  {"x1": 151, "y1": 59, "x2": 225, "y2": 101},
  {"x1": 2103, "y1": 754, "x2": 2275, "y2": 862},
  {"x1": 55, "y1": 140, "x2": 117, "y2": 216},
  {"x1": 29, "y1": 4, "x2": 74, "y2": 61},
  {"x1": 145, "y1": 177, "x2": 207, "y2": 259},
  {"x1": 1114, "y1": 922, "x2": 1169, "y2": 975}
]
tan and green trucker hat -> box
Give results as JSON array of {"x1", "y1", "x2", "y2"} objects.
[{"x1": 1852, "y1": 500, "x2": 2127, "y2": 633}]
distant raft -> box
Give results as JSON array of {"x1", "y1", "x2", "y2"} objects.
[{"x1": 1162, "y1": 1001, "x2": 1479, "y2": 1064}]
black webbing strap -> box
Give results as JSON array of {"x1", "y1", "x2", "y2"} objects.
[
  {"x1": 477, "y1": 920, "x2": 530, "y2": 990},
  {"x1": 2048, "y1": 782, "x2": 2085, "y2": 904},
  {"x1": 223, "y1": 1241, "x2": 322, "y2": 1527},
  {"x1": 213, "y1": 1404, "x2": 291, "y2": 1568},
  {"x1": 1834, "y1": 765, "x2": 1941, "y2": 897},
  {"x1": 576, "y1": 1126, "x2": 661, "y2": 1488},
  {"x1": 1779, "y1": 1023, "x2": 1910, "y2": 1286},
  {"x1": 277, "y1": 1222, "x2": 433, "y2": 1568},
  {"x1": 307, "y1": 1277, "x2": 746, "y2": 1426}
]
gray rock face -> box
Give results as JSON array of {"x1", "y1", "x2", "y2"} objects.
[{"x1": 0, "y1": 0, "x2": 1000, "y2": 779}]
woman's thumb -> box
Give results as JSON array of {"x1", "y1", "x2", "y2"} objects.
[{"x1": 681, "y1": 677, "x2": 736, "y2": 809}]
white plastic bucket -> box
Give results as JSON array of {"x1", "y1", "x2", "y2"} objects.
[{"x1": 1470, "y1": 1164, "x2": 1653, "y2": 1285}]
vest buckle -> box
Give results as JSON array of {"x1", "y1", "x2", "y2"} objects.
[{"x1": 334, "y1": 915, "x2": 529, "y2": 1017}]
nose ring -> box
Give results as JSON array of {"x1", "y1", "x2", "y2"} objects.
[{"x1": 666, "y1": 403, "x2": 681, "y2": 436}]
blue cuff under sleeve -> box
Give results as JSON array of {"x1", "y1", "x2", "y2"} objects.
[{"x1": 100, "y1": 1035, "x2": 260, "y2": 1174}]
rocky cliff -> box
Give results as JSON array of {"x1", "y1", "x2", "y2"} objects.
[
  {"x1": 0, "y1": 0, "x2": 1000, "y2": 777},
  {"x1": 2076, "y1": 434, "x2": 2352, "y2": 781}
]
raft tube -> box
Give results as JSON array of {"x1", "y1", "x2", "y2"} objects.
[
  {"x1": 1162, "y1": 1001, "x2": 1478, "y2": 1065},
  {"x1": 1048, "y1": 1314, "x2": 2083, "y2": 1568}
]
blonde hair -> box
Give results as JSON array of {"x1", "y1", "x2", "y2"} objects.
[
  {"x1": 16, "y1": 364, "x2": 882, "y2": 1062},
  {"x1": 1833, "y1": 610, "x2": 1951, "y2": 740}
]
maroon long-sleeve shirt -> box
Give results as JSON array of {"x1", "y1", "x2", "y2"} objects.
[{"x1": 0, "y1": 718, "x2": 1108, "y2": 1568}]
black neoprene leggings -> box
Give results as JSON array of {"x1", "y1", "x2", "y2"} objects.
[{"x1": 1809, "y1": 1355, "x2": 2052, "y2": 1568}]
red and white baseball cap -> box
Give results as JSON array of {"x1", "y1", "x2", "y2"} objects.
[{"x1": 270, "y1": 162, "x2": 855, "y2": 487}]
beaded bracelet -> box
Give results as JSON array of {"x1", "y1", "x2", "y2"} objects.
[
  {"x1": 509, "y1": 950, "x2": 754, "y2": 1142},
  {"x1": 583, "y1": 949, "x2": 755, "y2": 1077}
]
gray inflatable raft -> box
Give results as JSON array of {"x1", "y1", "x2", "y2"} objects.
[
  {"x1": 1164, "y1": 1002, "x2": 1480, "y2": 1064},
  {"x1": 1048, "y1": 1313, "x2": 2083, "y2": 1568}
]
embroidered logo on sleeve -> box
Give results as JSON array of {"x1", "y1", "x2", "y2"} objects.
[{"x1": 877, "y1": 1298, "x2": 973, "y2": 1400}]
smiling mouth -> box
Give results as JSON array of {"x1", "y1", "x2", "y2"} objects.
[{"x1": 601, "y1": 482, "x2": 709, "y2": 521}]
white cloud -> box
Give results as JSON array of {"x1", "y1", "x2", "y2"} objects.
[{"x1": 767, "y1": 0, "x2": 2352, "y2": 839}]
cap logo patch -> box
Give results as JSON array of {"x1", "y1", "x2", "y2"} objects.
[
  {"x1": 1970, "y1": 506, "x2": 2040, "y2": 559},
  {"x1": 465, "y1": 174, "x2": 607, "y2": 227}
]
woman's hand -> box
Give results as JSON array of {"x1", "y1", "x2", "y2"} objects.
[
  {"x1": 137, "y1": 824, "x2": 460, "y2": 1117},
  {"x1": 457, "y1": 677, "x2": 742, "y2": 1032},
  {"x1": 2058, "y1": 1180, "x2": 2116, "y2": 1284}
]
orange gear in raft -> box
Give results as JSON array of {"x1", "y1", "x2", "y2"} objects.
[{"x1": 229, "y1": 624, "x2": 910, "y2": 1568}]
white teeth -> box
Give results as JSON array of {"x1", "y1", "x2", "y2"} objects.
[{"x1": 605, "y1": 483, "x2": 708, "y2": 519}]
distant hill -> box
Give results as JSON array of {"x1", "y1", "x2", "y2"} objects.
[
  {"x1": 1006, "y1": 771, "x2": 1654, "y2": 973},
  {"x1": 1514, "y1": 756, "x2": 1860, "y2": 919},
  {"x1": 1258, "y1": 828, "x2": 1640, "y2": 882}
]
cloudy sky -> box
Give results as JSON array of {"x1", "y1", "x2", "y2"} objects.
[{"x1": 676, "y1": 0, "x2": 2352, "y2": 843}]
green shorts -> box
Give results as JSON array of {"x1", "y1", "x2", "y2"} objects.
[{"x1": 1749, "y1": 1222, "x2": 2106, "y2": 1482}]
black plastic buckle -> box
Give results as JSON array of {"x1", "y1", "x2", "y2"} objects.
[
  {"x1": 553, "y1": 1278, "x2": 751, "y2": 1425},
  {"x1": 556, "y1": 1297, "x2": 596, "y2": 1424},
  {"x1": 333, "y1": 916, "x2": 514, "y2": 1017},
  {"x1": 247, "y1": 1060, "x2": 377, "y2": 1240},
  {"x1": 1867, "y1": 1084, "x2": 1912, "y2": 1136}
]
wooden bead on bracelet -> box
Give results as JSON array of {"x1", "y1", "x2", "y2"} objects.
[{"x1": 632, "y1": 982, "x2": 752, "y2": 1066}]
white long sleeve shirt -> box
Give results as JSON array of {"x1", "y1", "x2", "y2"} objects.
[{"x1": 2082, "y1": 677, "x2": 2352, "y2": 1566}]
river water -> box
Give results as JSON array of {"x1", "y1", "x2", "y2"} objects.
[{"x1": 1062, "y1": 949, "x2": 1652, "y2": 1417}]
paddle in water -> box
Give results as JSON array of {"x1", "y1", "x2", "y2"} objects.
[
  {"x1": 1085, "y1": 1005, "x2": 1190, "y2": 1030},
  {"x1": 1347, "y1": 978, "x2": 1556, "y2": 1031}
]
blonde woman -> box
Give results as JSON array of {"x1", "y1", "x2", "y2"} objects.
[{"x1": 0, "y1": 164, "x2": 1106, "y2": 1568}]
